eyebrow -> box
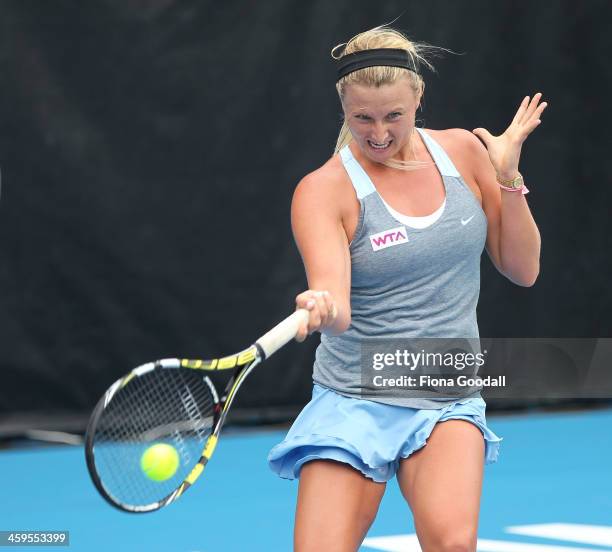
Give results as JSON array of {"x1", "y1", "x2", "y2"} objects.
[{"x1": 353, "y1": 108, "x2": 405, "y2": 116}]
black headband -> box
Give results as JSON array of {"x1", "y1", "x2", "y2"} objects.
[{"x1": 336, "y1": 48, "x2": 419, "y2": 81}]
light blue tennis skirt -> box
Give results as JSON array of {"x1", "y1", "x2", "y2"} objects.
[{"x1": 268, "y1": 384, "x2": 502, "y2": 483}]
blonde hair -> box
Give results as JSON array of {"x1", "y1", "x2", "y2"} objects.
[{"x1": 332, "y1": 25, "x2": 446, "y2": 171}]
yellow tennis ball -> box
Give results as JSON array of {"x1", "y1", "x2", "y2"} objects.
[{"x1": 140, "y1": 443, "x2": 180, "y2": 482}]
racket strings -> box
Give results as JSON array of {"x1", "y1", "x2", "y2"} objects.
[{"x1": 91, "y1": 368, "x2": 216, "y2": 510}]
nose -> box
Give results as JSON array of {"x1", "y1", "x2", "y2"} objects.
[{"x1": 371, "y1": 121, "x2": 389, "y2": 142}]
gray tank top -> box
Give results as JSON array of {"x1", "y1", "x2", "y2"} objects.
[{"x1": 313, "y1": 128, "x2": 487, "y2": 408}]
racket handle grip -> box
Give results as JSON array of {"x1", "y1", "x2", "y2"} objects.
[{"x1": 256, "y1": 309, "x2": 309, "y2": 358}]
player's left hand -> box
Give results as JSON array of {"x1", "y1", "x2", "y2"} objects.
[{"x1": 472, "y1": 92, "x2": 548, "y2": 179}]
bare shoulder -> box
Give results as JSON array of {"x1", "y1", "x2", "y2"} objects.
[
  {"x1": 427, "y1": 128, "x2": 485, "y2": 158},
  {"x1": 293, "y1": 153, "x2": 356, "y2": 214},
  {"x1": 296, "y1": 153, "x2": 349, "y2": 192},
  {"x1": 425, "y1": 128, "x2": 489, "y2": 201}
]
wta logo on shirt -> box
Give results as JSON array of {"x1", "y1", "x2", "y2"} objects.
[{"x1": 369, "y1": 226, "x2": 409, "y2": 251}]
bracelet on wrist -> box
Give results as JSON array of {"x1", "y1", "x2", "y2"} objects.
[{"x1": 496, "y1": 172, "x2": 529, "y2": 195}]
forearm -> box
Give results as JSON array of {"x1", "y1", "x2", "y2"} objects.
[
  {"x1": 499, "y1": 189, "x2": 541, "y2": 286},
  {"x1": 321, "y1": 301, "x2": 351, "y2": 336}
]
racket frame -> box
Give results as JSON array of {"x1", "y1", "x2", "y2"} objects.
[{"x1": 85, "y1": 309, "x2": 308, "y2": 513}]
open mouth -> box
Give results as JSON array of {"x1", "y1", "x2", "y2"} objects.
[{"x1": 368, "y1": 140, "x2": 392, "y2": 150}]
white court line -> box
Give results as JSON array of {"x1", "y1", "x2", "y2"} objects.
[
  {"x1": 506, "y1": 524, "x2": 612, "y2": 547},
  {"x1": 362, "y1": 528, "x2": 612, "y2": 552},
  {"x1": 362, "y1": 534, "x2": 421, "y2": 552},
  {"x1": 475, "y1": 539, "x2": 612, "y2": 552}
]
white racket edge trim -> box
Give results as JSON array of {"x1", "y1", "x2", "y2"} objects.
[{"x1": 256, "y1": 309, "x2": 309, "y2": 358}]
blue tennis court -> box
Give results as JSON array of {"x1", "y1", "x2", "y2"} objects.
[{"x1": 2, "y1": 405, "x2": 611, "y2": 551}]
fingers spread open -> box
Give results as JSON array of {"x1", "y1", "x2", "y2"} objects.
[{"x1": 512, "y1": 95, "x2": 530, "y2": 125}]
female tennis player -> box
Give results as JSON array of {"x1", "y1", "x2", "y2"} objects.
[{"x1": 269, "y1": 25, "x2": 544, "y2": 552}]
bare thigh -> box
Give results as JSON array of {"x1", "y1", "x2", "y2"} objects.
[
  {"x1": 397, "y1": 419, "x2": 485, "y2": 552},
  {"x1": 295, "y1": 460, "x2": 386, "y2": 552}
]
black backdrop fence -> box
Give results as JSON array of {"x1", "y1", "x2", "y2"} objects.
[{"x1": 0, "y1": 0, "x2": 610, "y2": 432}]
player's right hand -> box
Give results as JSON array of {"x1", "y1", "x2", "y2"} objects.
[{"x1": 295, "y1": 290, "x2": 338, "y2": 342}]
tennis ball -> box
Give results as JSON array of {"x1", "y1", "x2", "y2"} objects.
[{"x1": 140, "y1": 443, "x2": 180, "y2": 482}]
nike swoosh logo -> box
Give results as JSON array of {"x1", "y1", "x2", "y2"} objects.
[{"x1": 461, "y1": 215, "x2": 475, "y2": 226}]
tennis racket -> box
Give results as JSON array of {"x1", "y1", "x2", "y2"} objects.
[{"x1": 85, "y1": 308, "x2": 309, "y2": 513}]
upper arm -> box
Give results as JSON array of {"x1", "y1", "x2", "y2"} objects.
[
  {"x1": 291, "y1": 171, "x2": 352, "y2": 327},
  {"x1": 458, "y1": 129, "x2": 504, "y2": 273}
]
